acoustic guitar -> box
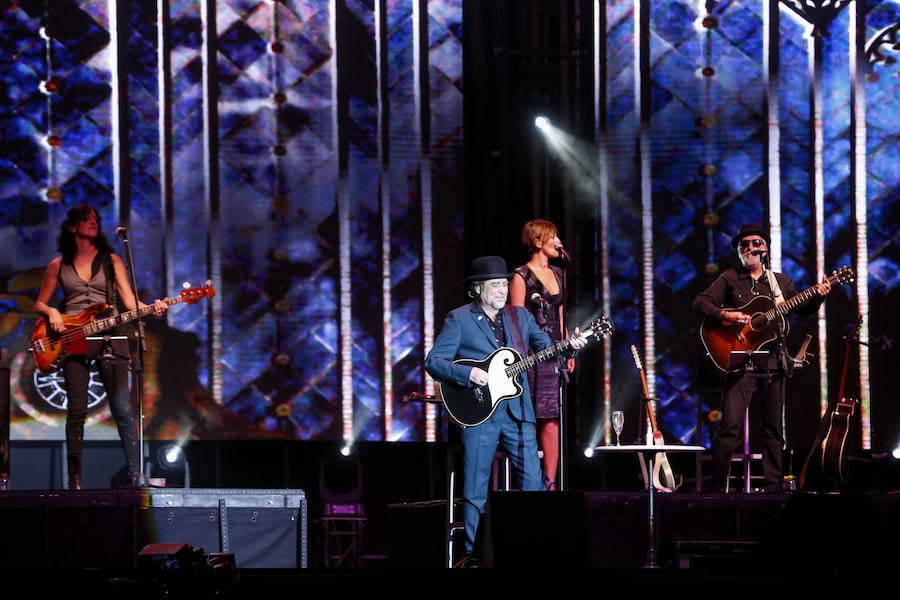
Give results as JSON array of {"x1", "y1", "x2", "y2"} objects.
[
  {"x1": 631, "y1": 344, "x2": 679, "y2": 492},
  {"x1": 820, "y1": 315, "x2": 862, "y2": 483},
  {"x1": 29, "y1": 283, "x2": 215, "y2": 374},
  {"x1": 799, "y1": 315, "x2": 862, "y2": 490},
  {"x1": 439, "y1": 316, "x2": 614, "y2": 427},
  {"x1": 700, "y1": 266, "x2": 854, "y2": 371}
]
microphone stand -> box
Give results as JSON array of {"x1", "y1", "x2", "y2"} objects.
[
  {"x1": 771, "y1": 281, "x2": 790, "y2": 484},
  {"x1": 118, "y1": 230, "x2": 148, "y2": 482},
  {"x1": 556, "y1": 352, "x2": 569, "y2": 491}
]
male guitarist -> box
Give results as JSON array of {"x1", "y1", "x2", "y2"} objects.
[
  {"x1": 33, "y1": 203, "x2": 169, "y2": 490},
  {"x1": 693, "y1": 223, "x2": 832, "y2": 493},
  {"x1": 424, "y1": 255, "x2": 586, "y2": 567}
]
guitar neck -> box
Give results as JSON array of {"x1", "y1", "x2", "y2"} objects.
[
  {"x1": 768, "y1": 270, "x2": 843, "y2": 320},
  {"x1": 81, "y1": 296, "x2": 184, "y2": 336},
  {"x1": 509, "y1": 337, "x2": 572, "y2": 377}
]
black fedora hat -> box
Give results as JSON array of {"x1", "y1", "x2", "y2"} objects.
[
  {"x1": 730, "y1": 223, "x2": 770, "y2": 249},
  {"x1": 465, "y1": 255, "x2": 514, "y2": 282}
]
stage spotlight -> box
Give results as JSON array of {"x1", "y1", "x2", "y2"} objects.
[
  {"x1": 340, "y1": 442, "x2": 354, "y2": 457},
  {"x1": 158, "y1": 444, "x2": 186, "y2": 470},
  {"x1": 892, "y1": 443, "x2": 900, "y2": 460},
  {"x1": 584, "y1": 447, "x2": 595, "y2": 458},
  {"x1": 146, "y1": 442, "x2": 190, "y2": 488},
  {"x1": 534, "y1": 116, "x2": 551, "y2": 131}
]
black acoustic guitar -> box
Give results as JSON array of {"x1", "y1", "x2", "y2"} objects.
[{"x1": 439, "y1": 316, "x2": 614, "y2": 427}]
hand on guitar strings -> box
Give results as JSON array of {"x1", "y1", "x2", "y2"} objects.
[
  {"x1": 720, "y1": 310, "x2": 750, "y2": 325},
  {"x1": 470, "y1": 367, "x2": 489, "y2": 386}
]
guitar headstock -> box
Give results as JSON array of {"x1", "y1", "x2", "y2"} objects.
[
  {"x1": 844, "y1": 313, "x2": 863, "y2": 342},
  {"x1": 630, "y1": 344, "x2": 643, "y2": 371},
  {"x1": 586, "y1": 316, "x2": 615, "y2": 340},
  {"x1": 180, "y1": 282, "x2": 216, "y2": 304},
  {"x1": 830, "y1": 266, "x2": 855, "y2": 286}
]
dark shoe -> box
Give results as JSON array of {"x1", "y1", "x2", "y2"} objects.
[
  {"x1": 453, "y1": 555, "x2": 479, "y2": 569},
  {"x1": 129, "y1": 472, "x2": 149, "y2": 489}
]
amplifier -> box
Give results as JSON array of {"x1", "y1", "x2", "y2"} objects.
[{"x1": 142, "y1": 488, "x2": 308, "y2": 568}]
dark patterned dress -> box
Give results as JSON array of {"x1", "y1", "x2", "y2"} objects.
[{"x1": 513, "y1": 265, "x2": 566, "y2": 420}]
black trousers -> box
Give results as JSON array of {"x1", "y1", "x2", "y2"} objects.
[
  {"x1": 711, "y1": 370, "x2": 785, "y2": 491},
  {"x1": 62, "y1": 353, "x2": 140, "y2": 485}
]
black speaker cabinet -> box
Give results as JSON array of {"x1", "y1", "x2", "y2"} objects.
[
  {"x1": 141, "y1": 489, "x2": 308, "y2": 568},
  {"x1": 489, "y1": 491, "x2": 588, "y2": 568}
]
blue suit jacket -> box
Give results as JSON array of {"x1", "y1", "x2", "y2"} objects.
[{"x1": 425, "y1": 302, "x2": 554, "y2": 423}]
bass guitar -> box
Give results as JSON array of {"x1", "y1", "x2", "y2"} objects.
[
  {"x1": 29, "y1": 283, "x2": 216, "y2": 374},
  {"x1": 439, "y1": 316, "x2": 614, "y2": 427},
  {"x1": 631, "y1": 345, "x2": 679, "y2": 492},
  {"x1": 700, "y1": 266, "x2": 854, "y2": 371}
]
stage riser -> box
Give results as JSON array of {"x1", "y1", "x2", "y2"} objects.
[
  {"x1": 388, "y1": 491, "x2": 900, "y2": 571},
  {"x1": 0, "y1": 489, "x2": 308, "y2": 569}
]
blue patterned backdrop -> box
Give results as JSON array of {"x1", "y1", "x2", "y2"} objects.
[{"x1": 0, "y1": 1, "x2": 897, "y2": 458}]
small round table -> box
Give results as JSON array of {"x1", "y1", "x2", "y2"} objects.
[{"x1": 593, "y1": 444, "x2": 706, "y2": 568}]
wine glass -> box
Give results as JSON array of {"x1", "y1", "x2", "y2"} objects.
[{"x1": 612, "y1": 410, "x2": 625, "y2": 446}]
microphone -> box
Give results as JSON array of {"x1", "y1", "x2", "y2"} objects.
[
  {"x1": 750, "y1": 249, "x2": 766, "y2": 256},
  {"x1": 115, "y1": 226, "x2": 128, "y2": 239},
  {"x1": 531, "y1": 293, "x2": 552, "y2": 309},
  {"x1": 555, "y1": 245, "x2": 572, "y2": 262}
]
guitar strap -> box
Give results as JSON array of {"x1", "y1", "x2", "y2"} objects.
[
  {"x1": 765, "y1": 269, "x2": 785, "y2": 306},
  {"x1": 502, "y1": 307, "x2": 527, "y2": 354},
  {"x1": 102, "y1": 252, "x2": 118, "y2": 314}
]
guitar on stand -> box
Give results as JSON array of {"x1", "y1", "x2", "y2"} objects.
[
  {"x1": 631, "y1": 345, "x2": 680, "y2": 492},
  {"x1": 799, "y1": 315, "x2": 862, "y2": 490}
]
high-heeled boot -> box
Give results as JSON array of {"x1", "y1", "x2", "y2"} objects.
[
  {"x1": 66, "y1": 422, "x2": 84, "y2": 491},
  {"x1": 119, "y1": 421, "x2": 146, "y2": 488}
]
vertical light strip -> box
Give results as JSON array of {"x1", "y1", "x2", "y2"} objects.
[
  {"x1": 413, "y1": 0, "x2": 437, "y2": 442},
  {"x1": 765, "y1": 0, "x2": 782, "y2": 276},
  {"x1": 767, "y1": 0, "x2": 792, "y2": 445},
  {"x1": 598, "y1": 3, "x2": 612, "y2": 446},
  {"x1": 201, "y1": 0, "x2": 223, "y2": 405},
  {"x1": 809, "y1": 32, "x2": 829, "y2": 417},
  {"x1": 331, "y1": 0, "x2": 354, "y2": 442},
  {"x1": 158, "y1": 0, "x2": 175, "y2": 335},
  {"x1": 849, "y1": 2, "x2": 870, "y2": 448},
  {"x1": 109, "y1": 0, "x2": 121, "y2": 219},
  {"x1": 636, "y1": 0, "x2": 655, "y2": 402},
  {"x1": 587, "y1": 0, "x2": 613, "y2": 450},
  {"x1": 375, "y1": 0, "x2": 394, "y2": 439}
]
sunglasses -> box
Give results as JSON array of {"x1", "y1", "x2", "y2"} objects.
[{"x1": 738, "y1": 239, "x2": 765, "y2": 249}]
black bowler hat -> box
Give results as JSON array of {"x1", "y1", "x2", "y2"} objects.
[
  {"x1": 465, "y1": 255, "x2": 514, "y2": 282},
  {"x1": 730, "y1": 223, "x2": 770, "y2": 249}
]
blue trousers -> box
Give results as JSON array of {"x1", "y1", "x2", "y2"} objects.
[{"x1": 460, "y1": 409, "x2": 543, "y2": 555}]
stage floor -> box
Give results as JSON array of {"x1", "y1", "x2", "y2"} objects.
[{"x1": 0, "y1": 487, "x2": 896, "y2": 580}]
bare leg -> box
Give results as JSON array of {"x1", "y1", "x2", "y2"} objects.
[{"x1": 539, "y1": 419, "x2": 560, "y2": 490}]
